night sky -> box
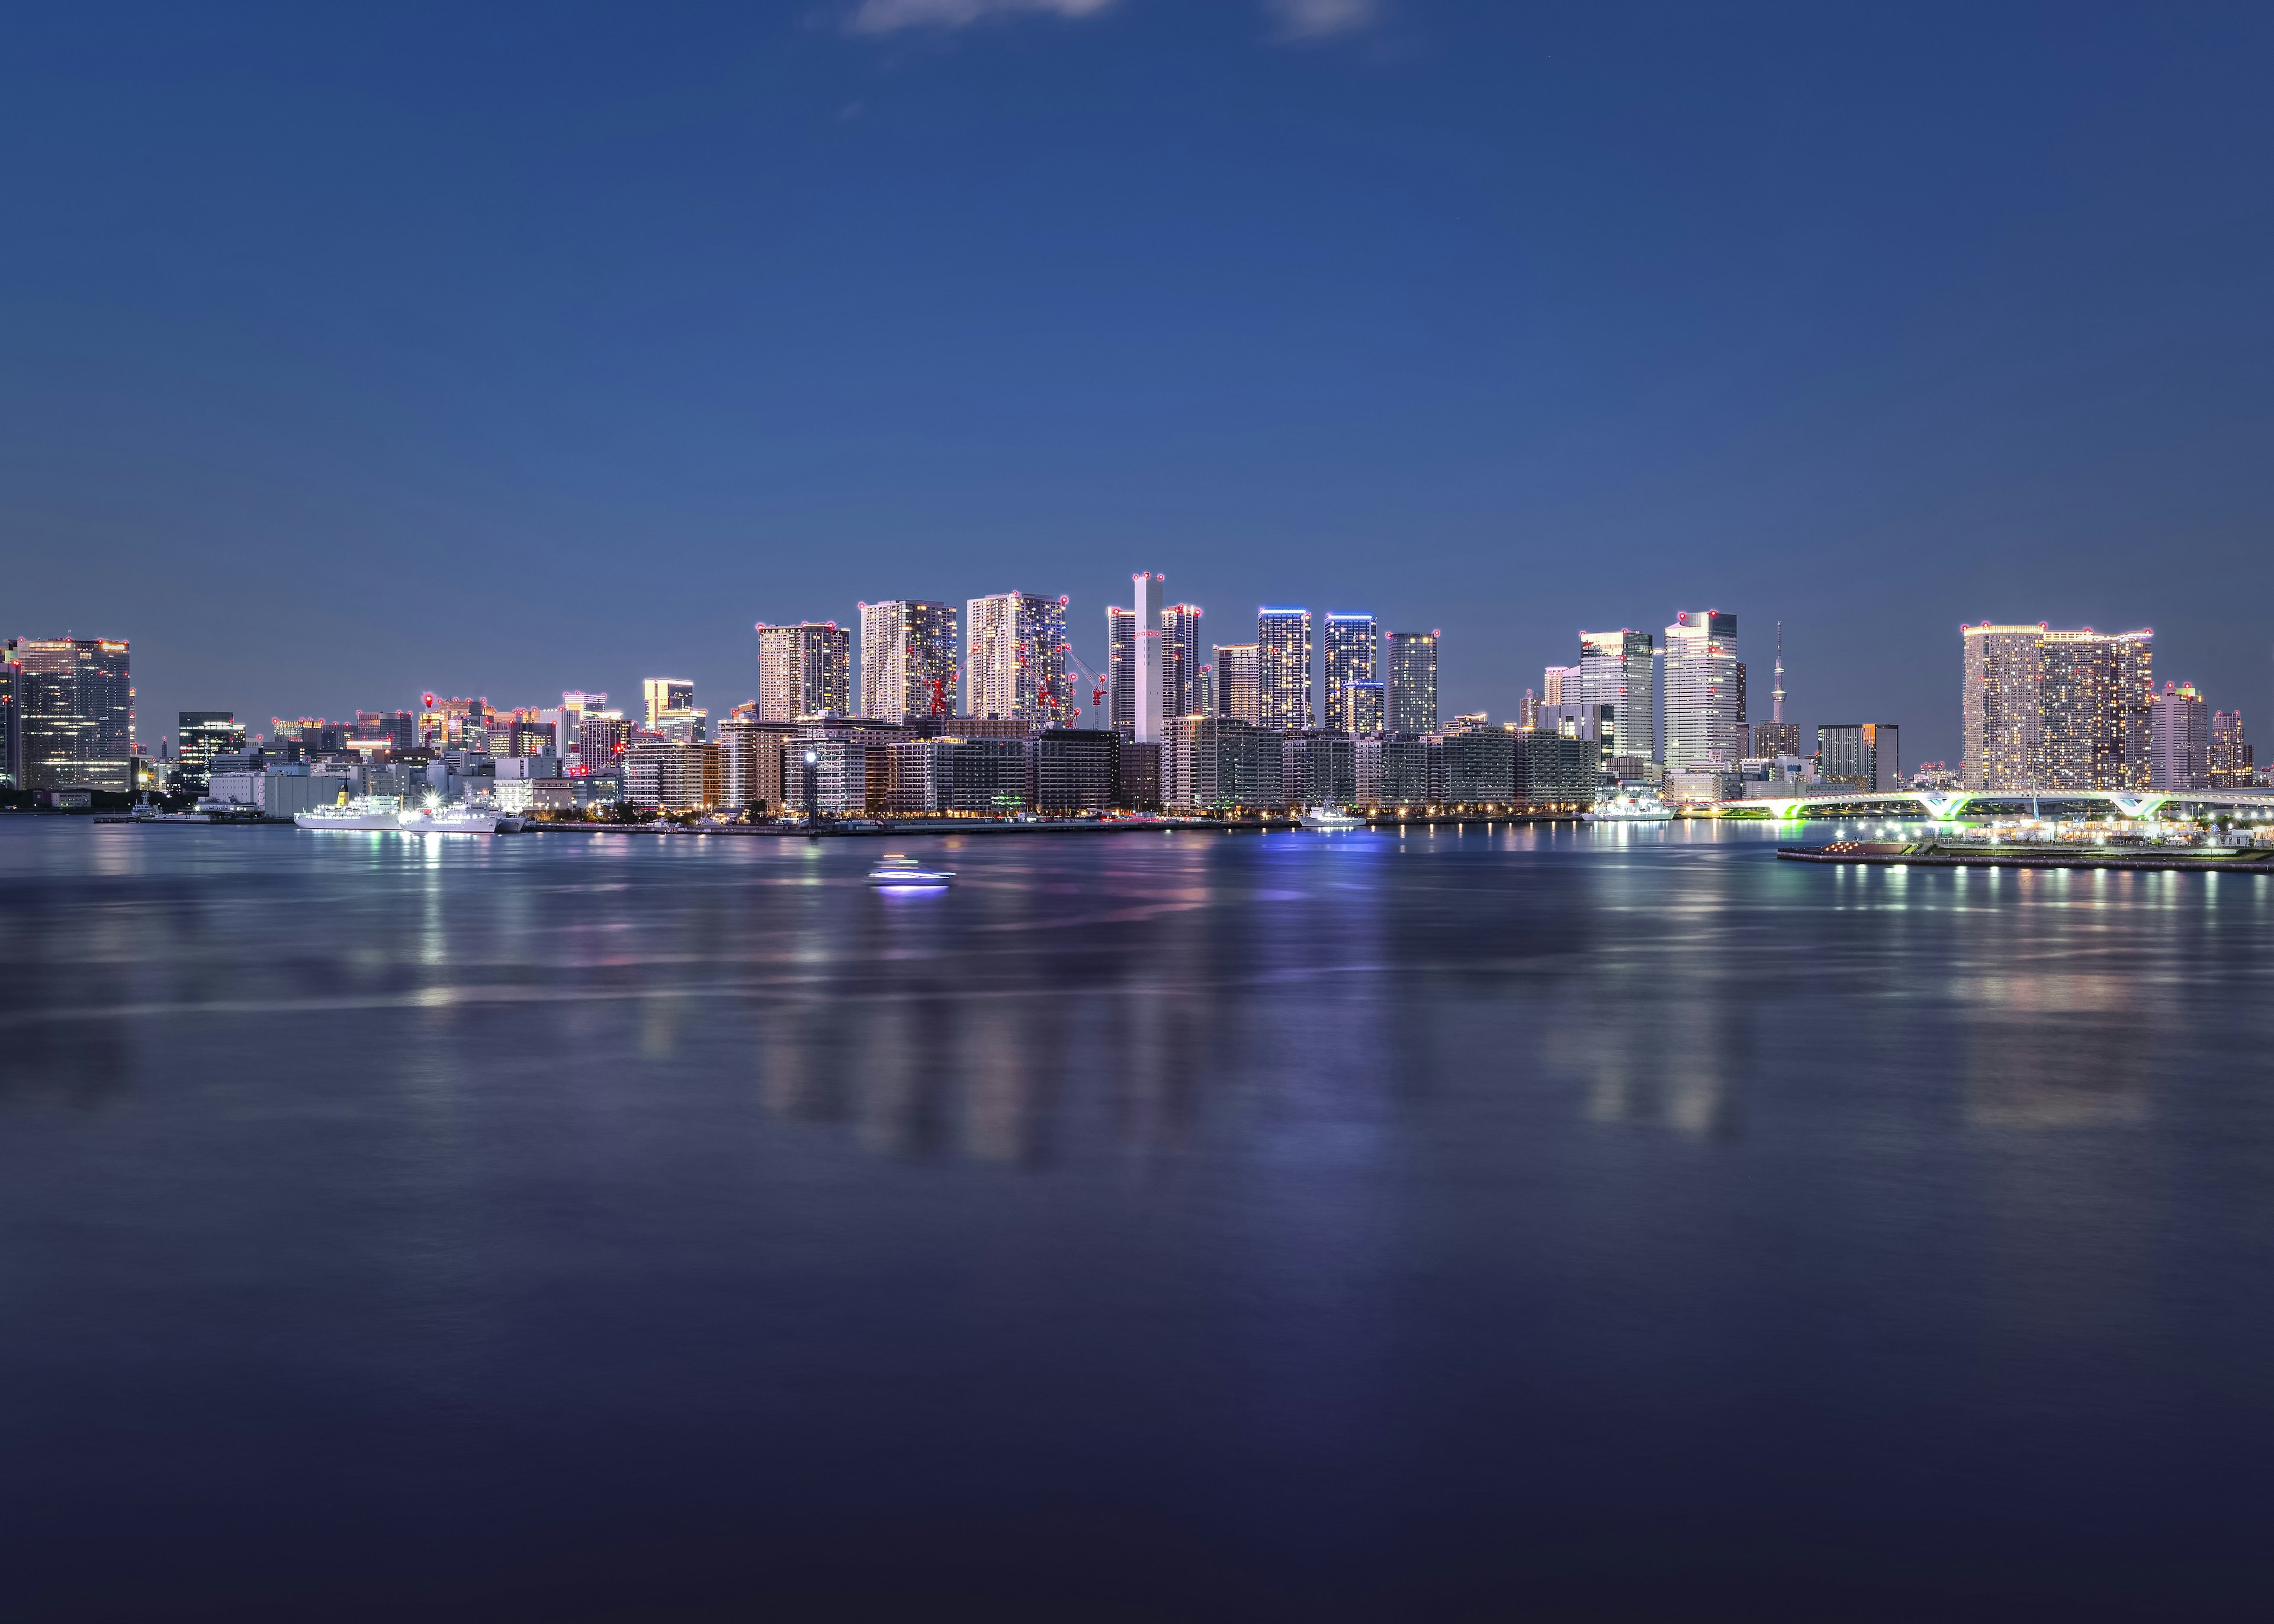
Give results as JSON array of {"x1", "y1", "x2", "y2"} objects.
[{"x1": 6, "y1": 2, "x2": 2271, "y2": 767}]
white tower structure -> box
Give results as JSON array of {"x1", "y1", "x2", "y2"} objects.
[{"x1": 1133, "y1": 573, "x2": 1165, "y2": 745}]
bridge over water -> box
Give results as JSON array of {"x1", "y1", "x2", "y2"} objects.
[{"x1": 1727, "y1": 787, "x2": 2274, "y2": 821}]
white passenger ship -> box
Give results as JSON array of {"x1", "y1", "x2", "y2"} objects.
[
  {"x1": 1582, "y1": 788, "x2": 1675, "y2": 822},
  {"x1": 295, "y1": 794, "x2": 406, "y2": 831}
]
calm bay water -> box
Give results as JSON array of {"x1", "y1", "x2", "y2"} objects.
[{"x1": 2, "y1": 818, "x2": 2270, "y2": 1620}]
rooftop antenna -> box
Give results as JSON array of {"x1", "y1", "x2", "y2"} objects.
[{"x1": 1772, "y1": 621, "x2": 1786, "y2": 724}]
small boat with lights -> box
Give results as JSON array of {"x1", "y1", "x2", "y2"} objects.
[
  {"x1": 868, "y1": 854, "x2": 954, "y2": 887},
  {"x1": 296, "y1": 794, "x2": 406, "y2": 832},
  {"x1": 1582, "y1": 788, "x2": 1674, "y2": 822},
  {"x1": 1299, "y1": 806, "x2": 1367, "y2": 831}
]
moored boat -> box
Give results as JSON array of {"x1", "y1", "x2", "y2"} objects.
[
  {"x1": 296, "y1": 794, "x2": 405, "y2": 832},
  {"x1": 1582, "y1": 788, "x2": 1674, "y2": 822},
  {"x1": 1299, "y1": 806, "x2": 1367, "y2": 830}
]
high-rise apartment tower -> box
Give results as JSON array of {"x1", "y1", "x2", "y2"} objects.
[
  {"x1": 966, "y1": 592, "x2": 1071, "y2": 726},
  {"x1": 1386, "y1": 632, "x2": 1439, "y2": 734},
  {"x1": 754, "y1": 622, "x2": 850, "y2": 722},
  {"x1": 859, "y1": 600, "x2": 958, "y2": 723},
  {"x1": 5, "y1": 638, "x2": 133, "y2": 793},
  {"x1": 1323, "y1": 614, "x2": 1378, "y2": 734},
  {"x1": 1961, "y1": 623, "x2": 2152, "y2": 791},
  {"x1": 1661, "y1": 612, "x2": 1740, "y2": 771},
  {"x1": 1162, "y1": 604, "x2": 1204, "y2": 718},
  {"x1": 1257, "y1": 609, "x2": 1313, "y2": 731}
]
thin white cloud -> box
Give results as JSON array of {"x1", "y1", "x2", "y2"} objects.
[
  {"x1": 846, "y1": 0, "x2": 1119, "y2": 35},
  {"x1": 1262, "y1": 0, "x2": 1382, "y2": 40}
]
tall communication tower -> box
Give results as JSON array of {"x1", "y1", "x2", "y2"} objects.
[{"x1": 1772, "y1": 621, "x2": 1787, "y2": 723}]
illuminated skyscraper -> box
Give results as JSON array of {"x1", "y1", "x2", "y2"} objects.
[
  {"x1": 1662, "y1": 612, "x2": 1740, "y2": 771},
  {"x1": 2209, "y1": 710, "x2": 2252, "y2": 787},
  {"x1": 2038, "y1": 628, "x2": 2151, "y2": 790},
  {"x1": 1322, "y1": 613, "x2": 1377, "y2": 734},
  {"x1": 859, "y1": 600, "x2": 958, "y2": 722},
  {"x1": 1386, "y1": 632, "x2": 1438, "y2": 735},
  {"x1": 1213, "y1": 644, "x2": 1261, "y2": 722},
  {"x1": 966, "y1": 591, "x2": 1071, "y2": 726},
  {"x1": 1107, "y1": 606, "x2": 1136, "y2": 730},
  {"x1": 755, "y1": 622, "x2": 850, "y2": 722},
  {"x1": 2149, "y1": 681, "x2": 2208, "y2": 791},
  {"x1": 1961, "y1": 622, "x2": 2151, "y2": 791},
  {"x1": 1347, "y1": 681, "x2": 1385, "y2": 735},
  {"x1": 1575, "y1": 631, "x2": 1655, "y2": 766},
  {"x1": 1162, "y1": 603, "x2": 1204, "y2": 717},
  {"x1": 1961, "y1": 625, "x2": 2041, "y2": 791},
  {"x1": 5, "y1": 638, "x2": 133, "y2": 793},
  {"x1": 643, "y1": 680, "x2": 695, "y2": 734},
  {"x1": 1257, "y1": 609, "x2": 1313, "y2": 730},
  {"x1": 176, "y1": 712, "x2": 245, "y2": 797}
]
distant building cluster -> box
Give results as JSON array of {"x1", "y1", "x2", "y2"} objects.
[
  {"x1": 1961, "y1": 623, "x2": 2250, "y2": 793},
  {"x1": 6, "y1": 593, "x2": 2256, "y2": 821}
]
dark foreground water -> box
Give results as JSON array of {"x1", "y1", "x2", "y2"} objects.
[{"x1": 3, "y1": 818, "x2": 2272, "y2": 1620}]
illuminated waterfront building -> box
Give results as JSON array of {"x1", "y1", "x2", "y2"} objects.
[
  {"x1": 1029, "y1": 728, "x2": 1120, "y2": 813},
  {"x1": 1961, "y1": 622, "x2": 2152, "y2": 792},
  {"x1": 859, "y1": 600, "x2": 958, "y2": 723},
  {"x1": 1347, "y1": 680, "x2": 1385, "y2": 735},
  {"x1": 1165, "y1": 715, "x2": 1281, "y2": 811},
  {"x1": 1445, "y1": 728, "x2": 1517, "y2": 803},
  {"x1": 622, "y1": 738, "x2": 724, "y2": 812},
  {"x1": 1324, "y1": 613, "x2": 1377, "y2": 734},
  {"x1": 1107, "y1": 606, "x2": 1136, "y2": 730},
  {"x1": 755, "y1": 622, "x2": 850, "y2": 722},
  {"x1": 1817, "y1": 723, "x2": 1901, "y2": 793},
  {"x1": 5, "y1": 637, "x2": 134, "y2": 793},
  {"x1": 1257, "y1": 609, "x2": 1313, "y2": 731},
  {"x1": 577, "y1": 710, "x2": 634, "y2": 771},
  {"x1": 176, "y1": 712, "x2": 245, "y2": 797},
  {"x1": 966, "y1": 591, "x2": 1071, "y2": 726},
  {"x1": 716, "y1": 716, "x2": 796, "y2": 810},
  {"x1": 1162, "y1": 603, "x2": 1204, "y2": 719},
  {"x1": 1541, "y1": 663, "x2": 1578, "y2": 706},
  {"x1": 2209, "y1": 710, "x2": 2252, "y2": 787},
  {"x1": 2150, "y1": 682, "x2": 2208, "y2": 791},
  {"x1": 1283, "y1": 731, "x2": 1357, "y2": 808},
  {"x1": 1386, "y1": 632, "x2": 1439, "y2": 735},
  {"x1": 1752, "y1": 722, "x2": 1800, "y2": 759},
  {"x1": 644, "y1": 680, "x2": 696, "y2": 735},
  {"x1": 1213, "y1": 644, "x2": 1262, "y2": 723},
  {"x1": 1661, "y1": 612, "x2": 1740, "y2": 771}
]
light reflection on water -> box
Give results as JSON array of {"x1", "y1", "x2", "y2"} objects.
[{"x1": 0, "y1": 818, "x2": 2271, "y2": 1618}]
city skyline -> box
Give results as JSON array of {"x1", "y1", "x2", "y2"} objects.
[{"x1": 9, "y1": 10, "x2": 2272, "y2": 770}]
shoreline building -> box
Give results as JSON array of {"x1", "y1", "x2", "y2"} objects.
[
  {"x1": 966, "y1": 591, "x2": 1072, "y2": 726},
  {"x1": 1107, "y1": 606, "x2": 1136, "y2": 730},
  {"x1": 1257, "y1": 608, "x2": 1314, "y2": 731},
  {"x1": 1661, "y1": 612, "x2": 1740, "y2": 773},
  {"x1": 176, "y1": 711, "x2": 245, "y2": 799},
  {"x1": 1386, "y1": 631, "x2": 1439, "y2": 735},
  {"x1": 1324, "y1": 613, "x2": 1378, "y2": 734},
  {"x1": 756, "y1": 621, "x2": 851, "y2": 722},
  {"x1": 859, "y1": 600, "x2": 958, "y2": 723},
  {"x1": 643, "y1": 680, "x2": 698, "y2": 741},
  {"x1": 2210, "y1": 710, "x2": 2252, "y2": 787},
  {"x1": 5, "y1": 636, "x2": 134, "y2": 794},
  {"x1": 1818, "y1": 723, "x2": 1901, "y2": 792},
  {"x1": 1961, "y1": 622, "x2": 2153, "y2": 791},
  {"x1": 2150, "y1": 682, "x2": 2209, "y2": 792},
  {"x1": 1163, "y1": 603, "x2": 1204, "y2": 719},
  {"x1": 1575, "y1": 630, "x2": 1655, "y2": 769}
]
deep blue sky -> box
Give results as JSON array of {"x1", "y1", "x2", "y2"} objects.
[{"x1": 5, "y1": 1, "x2": 2272, "y2": 765}]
